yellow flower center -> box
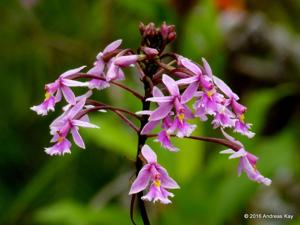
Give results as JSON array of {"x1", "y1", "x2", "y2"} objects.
[
  {"x1": 57, "y1": 136, "x2": 64, "y2": 143},
  {"x1": 239, "y1": 114, "x2": 245, "y2": 122},
  {"x1": 178, "y1": 113, "x2": 185, "y2": 122},
  {"x1": 154, "y1": 179, "x2": 161, "y2": 187},
  {"x1": 252, "y1": 164, "x2": 257, "y2": 172},
  {"x1": 207, "y1": 90, "x2": 214, "y2": 97},
  {"x1": 45, "y1": 92, "x2": 51, "y2": 100}
]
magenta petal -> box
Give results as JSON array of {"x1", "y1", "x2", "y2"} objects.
[
  {"x1": 180, "y1": 58, "x2": 202, "y2": 75},
  {"x1": 50, "y1": 112, "x2": 68, "y2": 130},
  {"x1": 67, "y1": 98, "x2": 86, "y2": 118},
  {"x1": 89, "y1": 79, "x2": 110, "y2": 90},
  {"x1": 62, "y1": 79, "x2": 89, "y2": 87},
  {"x1": 71, "y1": 127, "x2": 85, "y2": 149},
  {"x1": 213, "y1": 75, "x2": 239, "y2": 100},
  {"x1": 141, "y1": 120, "x2": 160, "y2": 134},
  {"x1": 221, "y1": 129, "x2": 243, "y2": 147},
  {"x1": 176, "y1": 76, "x2": 198, "y2": 85},
  {"x1": 88, "y1": 61, "x2": 105, "y2": 75},
  {"x1": 31, "y1": 96, "x2": 55, "y2": 116},
  {"x1": 55, "y1": 89, "x2": 62, "y2": 103},
  {"x1": 146, "y1": 96, "x2": 173, "y2": 103},
  {"x1": 114, "y1": 55, "x2": 139, "y2": 67},
  {"x1": 237, "y1": 160, "x2": 243, "y2": 176},
  {"x1": 234, "y1": 120, "x2": 255, "y2": 138},
  {"x1": 229, "y1": 148, "x2": 247, "y2": 159},
  {"x1": 141, "y1": 145, "x2": 157, "y2": 163},
  {"x1": 162, "y1": 75, "x2": 179, "y2": 96},
  {"x1": 117, "y1": 68, "x2": 125, "y2": 80},
  {"x1": 75, "y1": 90, "x2": 92, "y2": 101},
  {"x1": 135, "y1": 110, "x2": 152, "y2": 115},
  {"x1": 183, "y1": 105, "x2": 194, "y2": 119},
  {"x1": 156, "y1": 130, "x2": 179, "y2": 152},
  {"x1": 202, "y1": 58, "x2": 212, "y2": 77},
  {"x1": 60, "y1": 66, "x2": 86, "y2": 78},
  {"x1": 103, "y1": 39, "x2": 122, "y2": 54},
  {"x1": 181, "y1": 82, "x2": 198, "y2": 104},
  {"x1": 231, "y1": 99, "x2": 246, "y2": 115},
  {"x1": 149, "y1": 103, "x2": 173, "y2": 121},
  {"x1": 106, "y1": 63, "x2": 119, "y2": 81},
  {"x1": 141, "y1": 184, "x2": 173, "y2": 204},
  {"x1": 152, "y1": 86, "x2": 164, "y2": 97},
  {"x1": 246, "y1": 152, "x2": 258, "y2": 165},
  {"x1": 129, "y1": 165, "x2": 151, "y2": 194},
  {"x1": 44, "y1": 138, "x2": 71, "y2": 156},
  {"x1": 141, "y1": 185, "x2": 159, "y2": 202},
  {"x1": 61, "y1": 86, "x2": 76, "y2": 105},
  {"x1": 142, "y1": 47, "x2": 159, "y2": 57},
  {"x1": 72, "y1": 119, "x2": 99, "y2": 128},
  {"x1": 156, "y1": 165, "x2": 180, "y2": 189}
]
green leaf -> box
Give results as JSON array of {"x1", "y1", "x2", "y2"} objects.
[
  {"x1": 34, "y1": 200, "x2": 133, "y2": 225},
  {"x1": 83, "y1": 114, "x2": 137, "y2": 159}
]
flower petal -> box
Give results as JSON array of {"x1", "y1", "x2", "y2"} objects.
[
  {"x1": 88, "y1": 60, "x2": 105, "y2": 75},
  {"x1": 129, "y1": 165, "x2": 151, "y2": 194},
  {"x1": 149, "y1": 102, "x2": 173, "y2": 121},
  {"x1": 72, "y1": 119, "x2": 99, "y2": 128},
  {"x1": 114, "y1": 55, "x2": 139, "y2": 67},
  {"x1": 141, "y1": 185, "x2": 173, "y2": 204},
  {"x1": 152, "y1": 86, "x2": 164, "y2": 97},
  {"x1": 141, "y1": 145, "x2": 157, "y2": 163},
  {"x1": 103, "y1": 39, "x2": 122, "y2": 54},
  {"x1": 62, "y1": 79, "x2": 89, "y2": 87},
  {"x1": 202, "y1": 58, "x2": 212, "y2": 77},
  {"x1": 220, "y1": 149, "x2": 235, "y2": 154},
  {"x1": 71, "y1": 127, "x2": 85, "y2": 149},
  {"x1": 106, "y1": 63, "x2": 119, "y2": 81},
  {"x1": 141, "y1": 120, "x2": 160, "y2": 134},
  {"x1": 67, "y1": 98, "x2": 86, "y2": 118},
  {"x1": 146, "y1": 96, "x2": 173, "y2": 103},
  {"x1": 229, "y1": 148, "x2": 247, "y2": 159},
  {"x1": 60, "y1": 66, "x2": 86, "y2": 78},
  {"x1": 61, "y1": 86, "x2": 76, "y2": 105},
  {"x1": 44, "y1": 138, "x2": 71, "y2": 156},
  {"x1": 213, "y1": 75, "x2": 239, "y2": 100},
  {"x1": 162, "y1": 75, "x2": 179, "y2": 96},
  {"x1": 156, "y1": 130, "x2": 179, "y2": 152},
  {"x1": 135, "y1": 110, "x2": 152, "y2": 115},
  {"x1": 181, "y1": 82, "x2": 198, "y2": 104},
  {"x1": 176, "y1": 76, "x2": 198, "y2": 85},
  {"x1": 180, "y1": 58, "x2": 202, "y2": 75},
  {"x1": 156, "y1": 165, "x2": 180, "y2": 189},
  {"x1": 221, "y1": 129, "x2": 243, "y2": 147}
]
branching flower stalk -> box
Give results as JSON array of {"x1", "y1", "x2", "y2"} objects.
[{"x1": 31, "y1": 22, "x2": 271, "y2": 225}]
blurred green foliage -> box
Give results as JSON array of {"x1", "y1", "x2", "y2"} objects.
[{"x1": 1, "y1": 0, "x2": 300, "y2": 225}]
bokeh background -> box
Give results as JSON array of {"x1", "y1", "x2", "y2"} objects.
[{"x1": 1, "y1": 0, "x2": 300, "y2": 224}]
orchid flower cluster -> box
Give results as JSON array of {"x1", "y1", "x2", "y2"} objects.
[{"x1": 31, "y1": 22, "x2": 271, "y2": 224}]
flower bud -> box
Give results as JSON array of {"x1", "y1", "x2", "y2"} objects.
[
  {"x1": 168, "y1": 31, "x2": 177, "y2": 42},
  {"x1": 231, "y1": 99, "x2": 247, "y2": 115},
  {"x1": 114, "y1": 55, "x2": 145, "y2": 67},
  {"x1": 142, "y1": 47, "x2": 159, "y2": 58},
  {"x1": 160, "y1": 22, "x2": 169, "y2": 40}
]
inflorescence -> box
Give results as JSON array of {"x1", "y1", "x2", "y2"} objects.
[{"x1": 31, "y1": 22, "x2": 271, "y2": 224}]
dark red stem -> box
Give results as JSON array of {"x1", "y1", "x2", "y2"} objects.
[
  {"x1": 76, "y1": 106, "x2": 139, "y2": 133},
  {"x1": 72, "y1": 73, "x2": 144, "y2": 100},
  {"x1": 146, "y1": 134, "x2": 242, "y2": 151}
]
